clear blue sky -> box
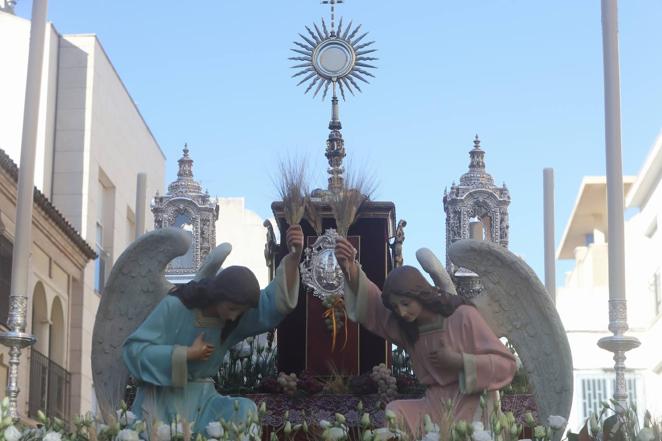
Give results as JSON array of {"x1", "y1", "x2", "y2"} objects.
[{"x1": 17, "y1": 1, "x2": 662, "y2": 285}]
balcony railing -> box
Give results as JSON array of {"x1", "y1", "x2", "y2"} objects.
[{"x1": 29, "y1": 349, "x2": 70, "y2": 422}]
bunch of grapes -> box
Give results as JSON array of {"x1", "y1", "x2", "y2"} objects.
[
  {"x1": 370, "y1": 363, "x2": 398, "y2": 404},
  {"x1": 277, "y1": 372, "x2": 298, "y2": 395},
  {"x1": 322, "y1": 295, "x2": 346, "y2": 332},
  {"x1": 297, "y1": 371, "x2": 324, "y2": 394}
]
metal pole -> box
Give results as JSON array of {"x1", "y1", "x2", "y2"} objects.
[
  {"x1": 135, "y1": 173, "x2": 147, "y2": 239},
  {"x1": 543, "y1": 168, "x2": 556, "y2": 303},
  {"x1": 596, "y1": 0, "x2": 640, "y2": 410},
  {"x1": 0, "y1": 0, "x2": 48, "y2": 421}
]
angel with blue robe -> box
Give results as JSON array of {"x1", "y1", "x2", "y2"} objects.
[{"x1": 91, "y1": 225, "x2": 304, "y2": 432}]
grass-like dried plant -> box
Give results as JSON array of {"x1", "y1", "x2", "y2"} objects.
[
  {"x1": 276, "y1": 156, "x2": 308, "y2": 227},
  {"x1": 329, "y1": 170, "x2": 376, "y2": 238}
]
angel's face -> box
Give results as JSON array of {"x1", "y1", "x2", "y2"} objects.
[
  {"x1": 215, "y1": 301, "x2": 251, "y2": 322},
  {"x1": 389, "y1": 294, "x2": 423, "y2": 323}
]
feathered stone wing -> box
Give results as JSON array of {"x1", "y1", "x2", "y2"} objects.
[
  {"x1": 91, "y1": 228, "x2": 192, "y2": 423},
  {"x1": 448, "y1": 239, "x2": 573, "y2": 426},
  {"x1": 415, "y1": 247, "x2": 458, "y2": 295},
  {"x1": 194, "y1": 242, "x2": 232, "y2": 281}
]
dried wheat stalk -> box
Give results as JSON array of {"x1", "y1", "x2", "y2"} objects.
[
  {"x1": 276, "y1": 157, "x2": 307, "y2": 226},
  {"x1": 329, "y1": 170, "x2": 375, "y2": 238}
]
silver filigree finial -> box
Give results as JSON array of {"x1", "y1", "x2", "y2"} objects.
[{"x1": 167, "y1": 143, "x2": 203, "y2": 195}]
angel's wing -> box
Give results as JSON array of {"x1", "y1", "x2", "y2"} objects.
[
  {"x1": 415, "y1": 248, "x2": 457, "y2": 295},
  {"x1": 194, "y1": 243, "x2": 232, "y2": 281},
  {"x1": 448, "y1": 239, "x2": 573, "y2": 427},
  {"x1": 91, "y1": 228, "x2": 191, "y2": 423}
]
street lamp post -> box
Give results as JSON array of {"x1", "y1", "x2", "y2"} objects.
[{"x1": 0, "y1": 0, "x2": 49, "y2": 421}]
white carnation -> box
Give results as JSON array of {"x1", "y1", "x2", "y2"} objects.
[
  {"x1": 471, "y1": 430, "x2": 493, "y2": 441},
  {"x1": 4, "y1": 425, "x2": 22, "y2": 441},
  {"x1": 43, "y1": 432, "x2": 63, "y2": 441},
  {"x1": 374, "y1": 428, "x2": 398, "y2": 441},
  {"x1": 421, "y1": 431, "x2": 440, "y2": 441},
  {"x1": 547, "y1": 415, "x2": 567, "y2": 430},
  {"x1": 471, "y1": 422, "x2": 484, "y2": 433},
  {"x1": 116, "y1": 429, "x2": 140, "y2": 441},
  {"x1": 156, "y1": 424, "x2": 172, "y2": 441},
  {"x1": 207, "y1": 421, "x2": 224, "y2": 438},
  {"x1": 116, "y1": 410, "x2": 137, "y2": 426},
  {"x1": 323, "y1": 426, "x2": 348, "y2": 441}
]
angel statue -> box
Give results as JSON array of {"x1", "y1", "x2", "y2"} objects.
[
  {"x1": 335, "y1": 238, "x2": 573, "y2": 438},
  {"x1": 92, "y1": 224, "x2": 304, "y2": 431}
]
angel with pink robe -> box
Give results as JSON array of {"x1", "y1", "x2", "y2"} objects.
[{"x1": 335, "y1": 238, "x2": 517, "y2": 436}]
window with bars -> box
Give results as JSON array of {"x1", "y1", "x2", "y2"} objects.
[
  {"x1": 580, "y1": 374, "x2": 640, "y2": 422},
  {"x1": 94, "y1": 222, "x2": 107, "y2": 293}
]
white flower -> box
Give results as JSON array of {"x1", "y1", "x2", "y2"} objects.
[
  {"x1": 116, "y1": 410, "x2": 137, "y2": 426},
  {"x1": 421, "y1": 432, "x2": 440, "y2": 441},
  {"x1": 472, "y1": 430, "x2": 493, "y2": 441},
  {"x1": 471, "y1": 422, "x2": 484, "y2": 433},
  {"x1": 547, "y1": 416, "x2": 567, "y2": 430},
  {"x1": 156, "y1": 424, "x2": 172, "y2": 441},
  {"x1": 637, "y1": 428, "x2": 655, "y2": 441},
  {"x1": 116, "y1": 429, "x2": 140, "y2": 441},
  {"x1": 207, "y1": 421, "x2": 224, "y2": 438},
  {"x1": 237, "y1": 341, "x2": 252, "y2": 358},
  {"x1": 320, "y1": 420, "x2": 332, "y2": 429},
  {"x1": 4, "y1": 425, "x2": 21, "y2": 441},
  {"x1": 43, "y1": 432, "x2": 63, "y2": 441},
  {"x1": 374, "y1": 428, "x2": 398, "y2": 441},
  {"x1": 323, "y1": 426, "x2": 348, "y2": 441}
]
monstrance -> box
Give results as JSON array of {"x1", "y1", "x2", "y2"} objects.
[{"x1": 290, "y1": 0, "x2": 378, "y2": 100}]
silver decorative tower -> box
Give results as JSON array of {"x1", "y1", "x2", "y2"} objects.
[
  {"x1": 151, "y1": 144, "x2": 219, "y2": 283},
  {"x1": 290, "y1": 0, "x2": 377, "y2": 196},
  {"x1": 443, "y1": 136, "x2": 511, "y2": 297}
]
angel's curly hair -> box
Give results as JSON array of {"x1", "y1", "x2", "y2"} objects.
[
  {"x1": 381, "y1": 266, "x2": 472, "y2": 345},
  {"x1": 170, "y1": 266, "x2": 260, "y2": 341}
]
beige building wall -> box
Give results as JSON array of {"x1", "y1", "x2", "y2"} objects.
[
  {"x1": 50, "y1": 34, "x2": 166, "y2": 415},
  {"x1": 0, "y1": 10, "x2": 166, "y2": 417},
  {"x1": 215, "y1": 198, "x2": 272, "y2": 288},
  {"x1": 0, "y1": 13, "x2": 60, "y2": 196},
  {"x1": 0, "y1": 149, "x2": 94, "y2": 421}
]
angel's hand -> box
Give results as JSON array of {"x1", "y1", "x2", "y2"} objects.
[
  {"x1": 286, "y1": 225, "x2": 304, "y2": 260},
  {"x1": 187, "y1": 332, "x2": 215, "y2": 361},
  {"x1": 429, "y1": 344, "x2": 463, "y2": 371},
  {"x1": 334, "y1": 237, "x2": 359, "y2": 285}
]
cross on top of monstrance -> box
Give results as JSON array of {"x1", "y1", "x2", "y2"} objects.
[{"x1": 290, "y1": 0, "x2": 378, "y2": 193}]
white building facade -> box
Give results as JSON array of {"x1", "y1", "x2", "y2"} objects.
[
  {"x1": 0, "y1": 9, "x2": 166, "y2": 418},
  {"x1": 556, "y1": 132, "x2": 662, "y2": 431}
]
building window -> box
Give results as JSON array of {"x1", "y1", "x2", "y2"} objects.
[
  {"x1": 94, "y1": 223, "x2": 107, "y2": 293},
  {"x1": 580, "y1": 374, "x2": 641, "y2": 422}
]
